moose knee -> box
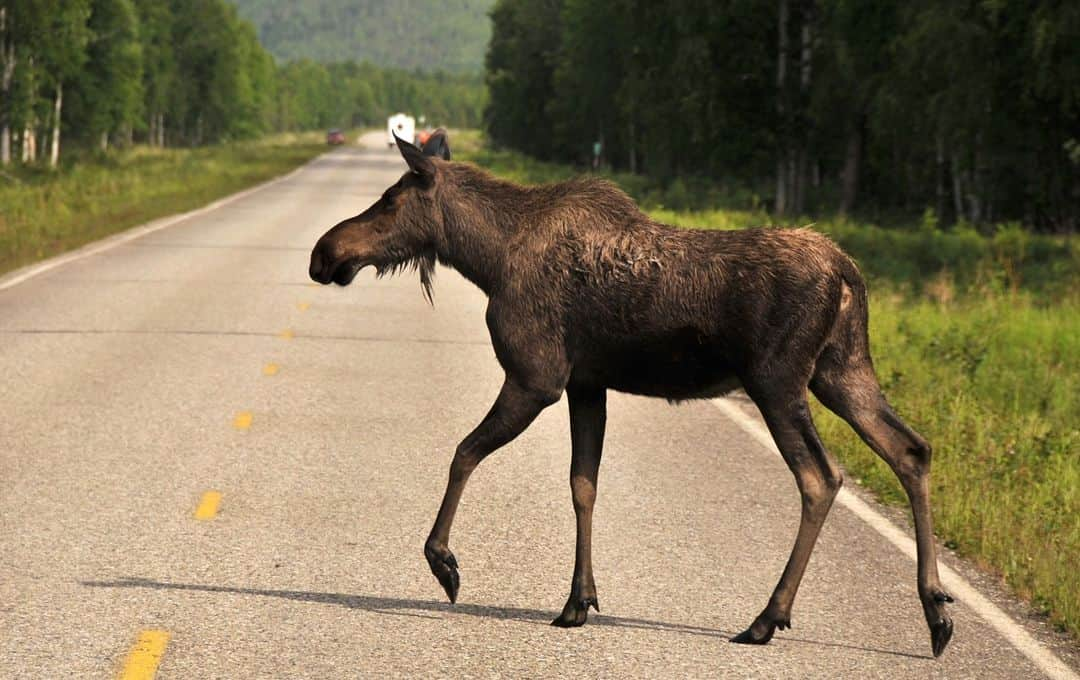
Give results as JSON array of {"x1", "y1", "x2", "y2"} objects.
[
  {"x1": 896, "y1": 439, "x2": 932, "y2": 479},
  {"x1": 449, "y1": 443, "x2": 484, "y2": 481},
  {"x1": 801, "y1": 470, "x2": 842, "y2": 521},
  {"x1": 911, "y1": 439, "x2": 932, "y2": 466}
]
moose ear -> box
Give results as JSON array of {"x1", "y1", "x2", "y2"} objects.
[
  {"x1": 421, "y1": 128, "x2": 451, "y2": 161},
  {"x1": 394, "y1": 132, "x2": 434, "y2": 177}
]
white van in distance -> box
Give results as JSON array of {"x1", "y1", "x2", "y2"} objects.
[{"x1": 387, "y1": 113, "x2": 416, "y2": 147}]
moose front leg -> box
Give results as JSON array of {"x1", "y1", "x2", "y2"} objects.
[
  {"x1": 732, "y1": 394, "x2": 843, "y2": 646},
  {"x1": 552, "y1": 385, "x2": 606, "y2": 627},
  {"x1": 425, "y1": 378, "x2": 558, "y2": 603}
]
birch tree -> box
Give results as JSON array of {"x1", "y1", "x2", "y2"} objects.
[{"x1": 39, "y1": 0, "x2": 90, "y2": 167}]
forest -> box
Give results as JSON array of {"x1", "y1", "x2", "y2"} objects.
[
  {"x1": 0, "y1": 0, "x2": 486, "y2": 169},
  {"x1": 485, "y1": 0, "x2": 1080, "y2": 231}
]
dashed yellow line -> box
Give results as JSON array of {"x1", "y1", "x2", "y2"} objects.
[
  {"x1": 117, "y1": 630, "x2": 170, "y2": 680},
  {"x1": 193, "y1": 490, "x2": 222, "y2": 520},
  {"x1": 278, "y1": 328, "x2": 294, "y2": 340},
  {"x1": 262, "y1": 363, "x2": 279, "y2": 376},
  {"x1": 233, "y1": 411, "x2": 253, "y2": 430},
  {"x1": 297, "y1": 302, "x2": 311, "y2": 312}
]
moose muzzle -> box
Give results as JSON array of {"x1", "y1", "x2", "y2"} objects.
[{"x1": 309, "y1": 237, "x2": 366, "y2": 286}]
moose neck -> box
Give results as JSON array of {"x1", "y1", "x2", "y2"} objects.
[{"x1": 434, "y1": 166, "x2": 528, "y2": 296}]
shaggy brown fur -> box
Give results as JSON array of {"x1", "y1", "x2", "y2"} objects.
[{"x1": 309, "y1": 130, "x2": 955, "y2": 657}]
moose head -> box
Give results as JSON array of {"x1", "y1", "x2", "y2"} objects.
[{"x1": 308, "y1": 130, "x2": 452, "y2": 300}]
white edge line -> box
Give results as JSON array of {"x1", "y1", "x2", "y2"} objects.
[
  {"x1": 712, "y1": 396, "x2": 1077, "y2": 680},
  {"x1": 0, "y1": 152, "x2": 328, "y2": 292}
]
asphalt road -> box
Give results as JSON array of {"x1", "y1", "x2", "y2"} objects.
[{"x1": 1, "y1": 132, "x2": 1076, "y2": 679}]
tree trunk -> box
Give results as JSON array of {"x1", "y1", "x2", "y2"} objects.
[
  {"x1": 100, "y1": 130, "x2": 108, "y2": 152},
  {"x1": 794, "y1": 148, "x2": 807, "y2": 216},
  {"x1": 158, "y1": 113, "x2": 165, "y2": 147},
  {"x1": 22, "y1": 124, "x2": 35, "y2": 162},
  {"x1": 1, "y1": 34, "x2": 14, "y2": 166},
  {"x1": 794, "y1": 6, "x2": 813, "y2": 216},
  {"x1": 49, "y1": 82, "x2": 61, "y2": 168},
  {"x1": 0, "y1": 7, "x2": 10, "y2": 165},
  {"x1": 971, "y1": 131, "x2": 984, "y2": 224},
  {"x1": 935, "y1": 132, "x2": 946, "y2": 223},
  {"x1": 787, "y1": 155, "x2": 797, "y2": 217},
  {"x1": 840, "y1": 122, "x2": 861, "y2": 215},
  {"x1": 951, "y1": 152, "x2": 965, "y2": 223},
  {"x1": 19, "y1": 55, "x2": 35, "y2": 163},
  {"x1": 774, "y1": 0, "x2": 789, "y2": 217}
]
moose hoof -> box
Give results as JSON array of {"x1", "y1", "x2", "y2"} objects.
[
  {"x1": 930, "y1": 616, "x2": 954, "y2": 658},
  {"x1": 551, "y1": 596, "x2": 599, "y2": 628},
  {"x1": 731, "y1": 615, "x2": 787, "y2": 646},
  {"x1": 424, "y1": 542, "x2": 460, "y2": 604},
  {"x1": 730, "y1": 626, "x2": 775, "y2": 646}
]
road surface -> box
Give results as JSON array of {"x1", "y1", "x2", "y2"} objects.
[{"x1": 1, "y1": 133, "x2": 1076, "y2": 679}]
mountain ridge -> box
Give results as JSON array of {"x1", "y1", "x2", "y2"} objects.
[{"x1": 229, "y1": 0, "x2": 495, "y2": 73}]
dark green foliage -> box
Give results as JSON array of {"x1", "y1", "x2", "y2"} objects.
[
  {"x1": 484, "y1": 0, "x2": 562, "y2": 158},
  {"x1": 274, "y1": 59, "x2": 486, "y2": 131},
  {"x1": 67, "y1": 0, "x2": 142, "y2": 148},
  {"x1": 230, "y1": 0, "x2": 495, "y2": 73},
  {"x1": 485, "y1": 0, "x2": 1080, "y2": 232},
  {"x1": 0, "y1": 0, "x2": 486, "y2": 165}
]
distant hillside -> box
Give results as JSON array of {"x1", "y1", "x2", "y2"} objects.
[{"x1": 230, "y1": 0, "x2": 495, "y2": 72}]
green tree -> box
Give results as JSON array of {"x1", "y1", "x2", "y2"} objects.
[
  {"x1": 40, "y1": 0, "x2": 91, "y2": 166},
  {"x1": 135, "y1": 0, "x2": 175, "y2": 146},
  {"x1": 485, "y1": 0, "x2": 563, "y2": 159},
  {"x1": 67, "y1": 0, "x2": 142, "y2": 150}
]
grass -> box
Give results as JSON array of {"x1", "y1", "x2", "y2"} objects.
[
  {"x1": 0, "y1": 131, "x2": 329, "y2": 276},
  {"x1": 459, "y1": 135, "x2": 1080, "y2": 637}
]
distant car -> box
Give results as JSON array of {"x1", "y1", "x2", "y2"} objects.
[{"x1": 326, "y1": 129, "x2": 346, "y2": 146}]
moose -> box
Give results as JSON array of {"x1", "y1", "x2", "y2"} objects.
[{"x1": 308, "y1": 130, "x2": 955, "y2": 657}]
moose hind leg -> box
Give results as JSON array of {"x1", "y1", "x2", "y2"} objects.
[
  {"x1": 811, "y1": 367, "x2": 954, "y2": 657},
  {"x1": 732, "y1": 394, "x2": 843, "y2": 646},
  {"x1": 425, "y1": 378, "x2": 558, "y2": 604},
  {"x1": 552, "y1": 386, "x2": 606, "y2": 627}
]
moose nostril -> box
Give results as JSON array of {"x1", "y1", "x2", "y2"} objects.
[{"x1": 309, "y1": 248, "x2": 325, "y2": 282}]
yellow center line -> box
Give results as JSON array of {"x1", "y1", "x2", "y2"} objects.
[
  {"x1": 193, "y1": 490, "x2": 222, "y2": 520},
  {"x1": 233, "y1": 411, "x2": 253, "y2": 430},
  {"x1": 297, "y1": 302, "x2": 311, "y2": 312},
  {"x1": 117, "y1": 630, "x2": 170, "y2": 680},
  {"x1": 262, "y1": 363, "x2": 280, "y2": 376},
  {"x1": 278, "y1": 328, "x2": 294, "y2": 340}
]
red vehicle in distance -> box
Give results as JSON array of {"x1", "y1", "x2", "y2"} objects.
[{"x1": 326, "y1": 129, "x2": 346, "y2": 145}]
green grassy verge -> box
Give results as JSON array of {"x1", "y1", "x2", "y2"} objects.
[
  {"x1": 459, "y1": 136, "x2": 1080, "y2": 636},
  {"x1": 0, "y1": 131, "x2": 329, "y2": 276}
]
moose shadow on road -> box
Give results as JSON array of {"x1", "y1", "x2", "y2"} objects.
[{"x1": 81, "y1": 577, "x2": 928, "y2": 661}]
